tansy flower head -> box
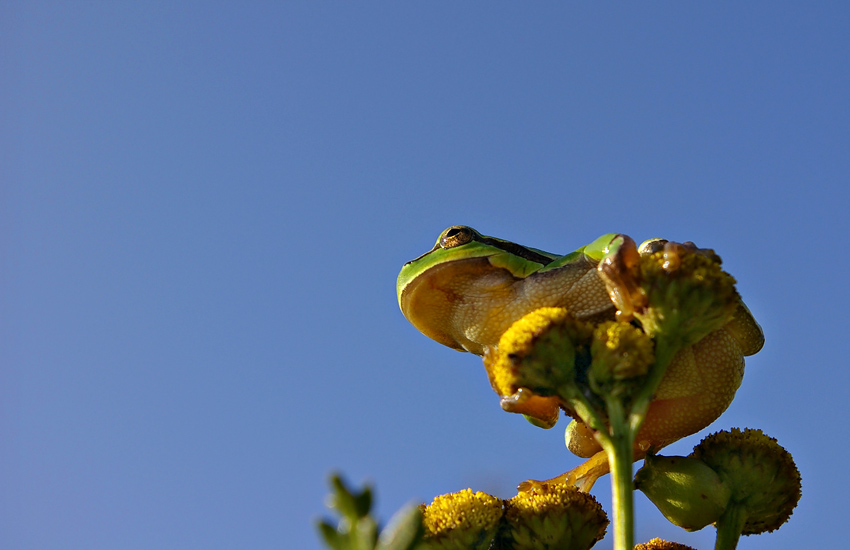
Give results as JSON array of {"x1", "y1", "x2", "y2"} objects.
[
  {"x1": 689, "y1": 428, "x2": 801, "y2": 535},
  {"x1": 483, "y1": 307, "x2": 592, "y2": 428},
  {"x1": 484, "y1": 306, "x2": 591, "y2": 401},
  {"x1": 501, "y1": 484, "x2": 608, "y2": 550},
  {"x1": 589, "y1": 321, "x2": 654, "y2": 398},
  {"x1": 598, "y1": 239, "x2": 740, "y2": 352},
  {"x1": 419, "y1": 489, "x2": 504, "y2": 550},
  {"x1": 633, "y1": 245, "x2": 740, "y2": 349},
  {"x1": 633, "y1": 538, "x2": 697, "y2": 550}
]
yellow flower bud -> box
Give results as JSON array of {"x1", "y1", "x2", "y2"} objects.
[
  {"x1": 589, "y1": 321, "x2": 654, "y2": 398},
  {"x1": 633, "y1": 538, "x2": 698, "y2": 550},
  {"x1": 482, "y1": 308, "x2": 592, "y2": 425},
  {"x1": 419, "y1": 489, "x2": 504, "y2": 550},
  {"x1": 502, "y1": 484, "x2": 608, "y2": 550}
]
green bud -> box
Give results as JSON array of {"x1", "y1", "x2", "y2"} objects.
[
  {"x1": 589, "y1": 320, "x2": 654, "y2": 398},
  {"x1": 634, "y1": 454, "x2": 731, "y2": 531},
  {"x1": 690, "y1": 428, "x2": 801, "y2": 535}
]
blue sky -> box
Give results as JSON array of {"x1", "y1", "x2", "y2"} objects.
[{"x1": 3, "y1": 2, "x2": 848, "y2": 549}]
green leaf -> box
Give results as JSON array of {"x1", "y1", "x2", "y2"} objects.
[
  {"x1": 375, "y1": 504, "x2": 423, "y2": 550},
  {"x1": 353, "y1": 517, "x2": 379, "y2": 550},
  {"x1": 330, "y1": 474, "x2": 373, "y2": 520},
  {"x1": 354, "y1": 486, "x2": 374, "y2": 518},
  {"x1": 317, "y1": 520, "x2": 347, "y2": 550}
]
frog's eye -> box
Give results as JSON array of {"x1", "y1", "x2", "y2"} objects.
[{"x1": 440, "y1": 226, "x2": 479, "y2": 249}]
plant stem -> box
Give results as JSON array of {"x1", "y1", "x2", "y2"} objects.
[
  {"x1": 603, "y1": 398, "x2": 635, "y2": 550},
  {"x1": 628, "y1": 339, "x2": 679, "y2": 433},
  {"x1": 714, "y1": 504, "x2": 746, "y2": 550}
]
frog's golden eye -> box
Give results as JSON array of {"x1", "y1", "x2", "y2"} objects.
[{"x1": 440, "y1": 226, "x2": 478, "y2": 249}]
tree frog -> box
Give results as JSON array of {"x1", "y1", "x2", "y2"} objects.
[
  {"x1": 397, "y1": 226, "x2": 764, "y2": 489},
  {"x1": 397, "y1": 226, "x2": 620, "y2": 356}
]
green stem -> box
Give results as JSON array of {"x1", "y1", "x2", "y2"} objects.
[
  {"x1": 607, "y1": 340, "x2": 678, "y2": 550},
  {"x1": 560, "y1": 339, "x2": 679, "y2": 550},
  {"x1": 603, "y1": 397, "x2": 635, "y2": 550},
  {"x1": 565, "y1": 390, "x2": 609, "y2": 437},
  {"x1": 714, "y1": 504, "x2": 746, "y2": 550},
  {"x1": 628, "y1": 338, "x2": 680, "y2": 433}
]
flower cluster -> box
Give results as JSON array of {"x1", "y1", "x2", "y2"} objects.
[{"x1": 420, "y1": 484, "x2": 608, "y2": 550}]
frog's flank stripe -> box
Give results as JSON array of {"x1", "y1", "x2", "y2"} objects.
[{"x1": 477, "y1": 237, "x2": 556, "y2": 266}]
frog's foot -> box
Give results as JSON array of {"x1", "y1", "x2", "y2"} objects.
[
  {"x1": 498, "y1": 388, "x2": 561, "y2": 429},
  {"x1": 600, "y1": 237, "x2": 725, "y2": 320},
  {"x1": 517, "y1": 450, "x2": 611, "y2": 493},
  {"x1": 596, "y1": 235, "x2": 645, "y2": 321},
  {"x1": 638, "y1": 239, "x2": 722, "y2": 270}
]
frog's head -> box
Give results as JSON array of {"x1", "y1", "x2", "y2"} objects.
[{"x1": 396, "y1": 226, "x2": 559, "y2": 355}]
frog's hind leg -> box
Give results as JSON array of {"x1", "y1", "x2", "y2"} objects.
[
  {"x1": 516, "y1": 419, "x2": 610, "y2": 493},
  {"x1": 518, "y1": 451, "x2": 611, "y2": 493}
]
